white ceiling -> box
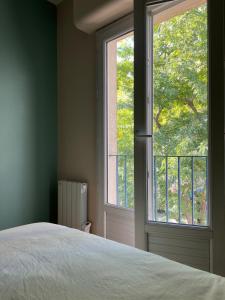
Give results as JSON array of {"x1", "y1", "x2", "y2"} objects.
[{"x1": 47, "y1": 0, "x2": 63, "y2": 5}]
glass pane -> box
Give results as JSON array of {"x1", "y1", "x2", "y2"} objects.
[
  {"x1": 107, "y1": 33, "x2": 134, "y2": 209},
  {"x1": 149, "y1": 1, "x2": 208, "y2": 225}
]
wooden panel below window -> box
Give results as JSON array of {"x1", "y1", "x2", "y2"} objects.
[
  {"x1": 147, "y1": 229, "x2": 211, "y2": 271},
  {"x1": 105, "y1": 205, "x2": 135, "y2": 246}
]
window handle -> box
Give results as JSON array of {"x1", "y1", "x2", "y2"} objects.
[
  {"x1": 135, "y1": 134, "x2": 152, "y2": 138},
  {"x1": 135, "y1": 134, "x2": 152, "y2": 140}
]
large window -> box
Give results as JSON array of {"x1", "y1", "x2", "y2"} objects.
[
  {"x1": 147, "y1": 0, "x2": 208, "y2": 226},
  {"x1": 107, "y1": 32, "x2": 134, "y2": 209}
]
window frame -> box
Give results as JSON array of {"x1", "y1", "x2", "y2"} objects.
[
  {"x1": 96, "y1": 14, "x2": 134, "y2": 236},
  {"x1": 146, "y1": 0, "x2": 210, "y2": 228},
  {"x1": 134, "y1": 0, "x2": 225, "y2": 275}
]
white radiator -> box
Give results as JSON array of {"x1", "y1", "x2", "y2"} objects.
[{"x1": 58, "y1": 181, "x2": 87, "y2": 230}]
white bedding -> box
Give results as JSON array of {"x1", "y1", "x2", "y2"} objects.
[{"x1": 0, "y1": 223, "x2": 225, "y2": 300}]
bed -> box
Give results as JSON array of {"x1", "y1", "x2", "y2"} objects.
[{"x1": 0, "y1": 223, "x2": 225, "y2": 300}]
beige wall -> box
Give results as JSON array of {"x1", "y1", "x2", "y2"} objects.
[{"x1": 58, "y1": 0, "x2": 97, "y2": 232}]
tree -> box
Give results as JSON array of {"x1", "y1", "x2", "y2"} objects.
[
  {"x1": 116, "y1": 36, "x2": 134, "y2": 208},
  {"x1": 153, "y1": 4, "x2": 207, "y2": 157}
]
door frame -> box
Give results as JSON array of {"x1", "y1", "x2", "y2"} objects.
[
  {"x1": 96, "y1": 14, "x2": 134, "y2": 237},
  {"x1": 134, "y1": 0, "x2": 225, "y2": 276}
]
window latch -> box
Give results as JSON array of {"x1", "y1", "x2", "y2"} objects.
[{"x1": 135, "y1": 134, "x2": 152, "y2": 140}]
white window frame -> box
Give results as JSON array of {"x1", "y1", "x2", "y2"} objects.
[
  {"x1": 146, "y1": 0, "x2": 210, "y2": 228},
  {"x1": 96, "y1": 14, "x2": 134, "y2": 237},
  {"x1": 134, "y1": 0, "x2": 225, "y2": 275}
]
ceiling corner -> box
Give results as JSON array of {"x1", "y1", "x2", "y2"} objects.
[{"x1": 47, "y1": 0, "x2": 63, "y2": 5}]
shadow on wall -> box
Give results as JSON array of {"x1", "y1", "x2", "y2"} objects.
[{"x1": 0, "y1": 0, "x2": 57, "y2": 229}]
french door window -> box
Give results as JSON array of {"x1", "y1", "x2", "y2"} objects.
[
  {"x1": 147, "y1": 0, "x2": 209, "y2": 226},
  {"x1": 107, "y1": 32, "x2": 134, "y2": 209}
]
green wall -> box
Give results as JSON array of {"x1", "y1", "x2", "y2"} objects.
[{"x1": 0, "y1": 0, "x2": 57, "y2": 229}]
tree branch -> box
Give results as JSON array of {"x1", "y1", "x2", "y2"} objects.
[
  {"x1": 154, "y1": 108, "x2": 163, "y2": 129},
  {"x1": 185, "y1": 99, "x2": 199, "y2": 115}
]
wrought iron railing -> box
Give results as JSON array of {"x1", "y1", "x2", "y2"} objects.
[
  {"x1": 108, "y1": 155, "x2": 208, "y2": 225},
  {"x1": 108, "y1": 154, "x2": 133, "y2": 209},
  {"x1": 153, "y1": 156, "x2": 208, "y2": 226}
]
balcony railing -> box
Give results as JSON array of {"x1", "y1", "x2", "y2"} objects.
[
  {"x1": 108, "y1": 154, "x2": 134, "y2": 209},
  {"x1": 108, "y1": 155, "x2": 208, "y2": 225},
  {"x1": 153, "y1": 156, "x2": 208, "y2": 226}
]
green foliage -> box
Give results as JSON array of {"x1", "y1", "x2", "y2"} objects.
[
  {"x1": 153, "y1": 4, "x2": 208, "y2": 156},
  {"x1": 116, "y1": 36, "x2": 134, "y2": 208}
]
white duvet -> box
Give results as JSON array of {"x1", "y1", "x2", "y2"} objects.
[{"x1": 0, "y1": 223, "x2": 225, "y2": 300}]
